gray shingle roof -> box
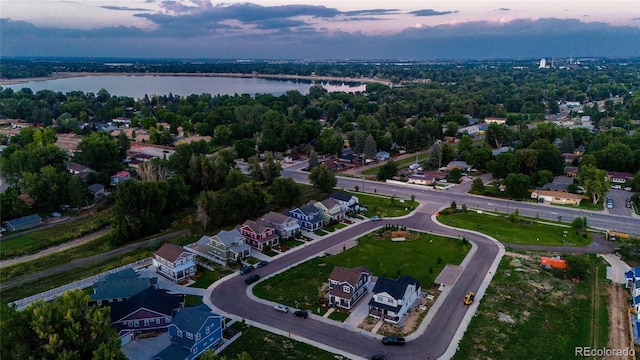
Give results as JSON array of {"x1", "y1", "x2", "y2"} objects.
[
  {"x1": 371, "y1": 275, "x2": 421, "y2": 300},
  {"x1": 109, "y1": 288, "x2": 183, "y2": 322},
  {"x1": 171, "y1": 304, "x2": 220, "y2": 334}
]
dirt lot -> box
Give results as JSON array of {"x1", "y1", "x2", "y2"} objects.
[{"x1": 607, "y1": 284, "x2": 633, "y2": 359}]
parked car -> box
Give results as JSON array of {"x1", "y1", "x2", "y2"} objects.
[
  {"x1": 612, "y1": 185, "x2": 622, "y2": 189},
  {"x1": 625, "y1": 187, "x2": 633, "y2": 191},
  {"x1": 244, "y1": 274, "x2": 260, "y2": 285},
  {"x1": 371, "y1": 355, "x2": 389, "y2": 360},
  {"x1": 239, "y1": 265, "x2": 254, "y2": 274},
  {"x1": 464, "y1": 291, "x2": 475, "y2": 305},
  {"x1": 51, "y1": 212, "x2": 62, "y2": 218},
  {"x1": 274, "y1": 304, "x2": 289, "y2": 313},
  {"x1": 381, "y1": 336, "x2": 405, "y2": 346},
  {"x1": 294, "y1": 310, "x2": 308, "y2": 319},
  {"x1": 370, "y1": 215, "x2": 382, "y2": 221},
  {"x1": 256, "y1": 260, "x2": 269, "y2": 268}
]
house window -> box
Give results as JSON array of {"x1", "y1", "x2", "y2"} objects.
[
  {"x1": 186, "y1": 332, "x2": 193, "y2": 340},
  {"x1": 134, "y1": 320, "x2": 139, "y2": 327},
  {"x1": 156, "y1": 318, "x2": 161, "y2": 325},
  {"x1": 144, "y1": 319, "x2": 149, "y2": 326},
  {"x1": 196, "y1": 333, "x2": 201, "y2": 341},
  {"x1": 166, "y1": 317, "x2": 171, "y2": 323},
  {"x1": 193, "y1": 347, "x2": 198, "y2": 354},
  {"x1": 206, "y1": 327, "x2": 210, "y2": 335},
  {"x1": 343, "y1": 285, "x2": 350, "y2": 293},
  {"x1": 177, "y1": 330, "x2": 183, "y2": 338},
  {"x1": 377, "y1": 296, "x2": 383, "y2": 302},
  {"x1": 128, "y1": 321, "x2": 133, "y2": 327}
]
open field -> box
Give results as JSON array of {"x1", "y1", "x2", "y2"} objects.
[
  {"x1": 361, "y1": 152, "x2": 430, "y2": 176},
  {"x1": 438, "y1": 210, "x2": 592, "y2": 246},
  {"x1": 253, "y1": 229, "x2": 469, "y2": 313},
  {"x1": 453, "y1": 252, "x2": 609, "y2": 360},
  {"x1": 349, "y1": 191, "x2": 418, "y2": 218},
  {"x1": 219, "y1": 326, "x2": 339, "y2": 360},
  {"x1": 189, "y1": 266, "x2": 233, "y2": 289}
]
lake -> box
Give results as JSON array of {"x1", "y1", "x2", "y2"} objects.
[{"x1": 2, "y1": 75, "x2": 367, "y2": 99}]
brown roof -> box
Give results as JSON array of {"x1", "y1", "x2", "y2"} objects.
[
  {"x1": 154, "y1": 243, "x2": 188, "y2": 263},
  {"x1": 319, "y1": 198, "x2": 340, "y2": 209},
  {"x1": 261, "y1": 211, "x2": 292, "y2": 225},
  {"x1": 241, "y1": 219, "x2": 274, "y2": 234},
  {"x1": 534, "y1": 190, "x2": 583, "y2": 200},
  {"x1": 329, "y1": 266, "x2": 370, "y2": 287}
]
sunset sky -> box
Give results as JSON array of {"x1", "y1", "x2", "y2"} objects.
[{"x1": 2, "y1": 0, "x2": 639, "y2": 59}]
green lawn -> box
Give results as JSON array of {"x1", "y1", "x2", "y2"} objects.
[
  {"x1": 219, "y1": 327, "x2": 340, "y2": 360},
  {"x1": 189, "y1": 266, "x2": 233, "y2": 289},
  {"x1": 314, "y1": 229, "x2": 329, "y2": 236},
  {"x1": 361, "y1": 152, "x2": 430, "y2": 176},
  {"x1": 280, "y1": 238, "x2": 305, "y2": 248},
  {"x1": 348, "y1": 191, "x2": 418, "y2": 218},
  {"x1": 453, "y1": 253, "x2": 608, "y2": 360},
  {"x1": 328, "y1": 310, "x2": 350, "y2": 322},
  {"x1": 438, "y1": 211, "x2": 592, "y2": 246},
  {"x1": 0, "y1": 208, "x2": 114, "y2": 259},
  {"x1": 184, "y1": 294, "x2": 203, "y2": 306},
  {"x1": 253, "y1": 230, "x2": 469, "y2": 312}
]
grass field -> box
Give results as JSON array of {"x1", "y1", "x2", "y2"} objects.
[
  {"x1": 437, "y1": 211, "x2": 592, "y2": 246},
  {"x1": 189, "y1": 266, "x2": 233, "y2": 289},
  {"x1": 253, "y1": 230, "x2": 469, "y2": 313},
  {"x1": 453, "y1": 252, "x2": 608, "y2": 360},
  {"x1": 328, "y1": 310, "x2": 350, "y2": 322},
  {"x1": 361, "y1": 152, "x2": 430, "y2": 176},
  {"x1": 349, "y1": 191, "x2": 418, "y2": 218},
  {"x1": 219, "y1": 327, "x2": 339, "y2": 360},
  {"x1": 0, "y1": 208, "x2": 114, "y2": 259}
]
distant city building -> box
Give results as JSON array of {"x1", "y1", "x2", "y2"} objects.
[{"x1": 539, "y1": 58, "x2": 547, "y2": 68}]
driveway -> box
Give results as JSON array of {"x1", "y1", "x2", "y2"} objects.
[{"x1": 122, "y1": 332, "x2": 170, "y2": 360}]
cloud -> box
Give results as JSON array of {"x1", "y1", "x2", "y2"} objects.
[
  {"x1": 2, "y1": 17, "x2": 640, "y2": 60},
  {"x1": 409, "y1": 9, "x2": 458, "y2": 17},
  {"x1": 498, "y1": 8, "x2": 511, "y2": 12},
  {"x1": 101, "y1": 6, "x2": 152, "y2": 12}
]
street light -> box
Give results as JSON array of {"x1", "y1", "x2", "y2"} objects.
[{"x1": 361, "y1": 176, "x2": 365, "y2": 192}]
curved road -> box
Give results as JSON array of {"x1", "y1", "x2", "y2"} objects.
[
  {"x1": 210, "y1": 163, "x2": 636, "y2": 359},
  {"x1": 211, "y1": 202, "x2": 500, "y2": 359}
]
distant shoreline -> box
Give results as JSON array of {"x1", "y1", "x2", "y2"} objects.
[{"x1": 0, "y1": 72, "x2": 392, "y2": 87}]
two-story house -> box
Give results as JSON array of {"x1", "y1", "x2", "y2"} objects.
[
  {"x1": 289, "y1": 204, "x2": 324, "y2": 232},
  {"x1": 368, "y1": 275, "x2": 422, "y2": 324},
  {"x1": 261, "y1": 211, "x2": 301, "y2": 239},
  {"x1": 626, "y1": 267, "x2": 640, "y2": 319},
  {"x1": 327, "y1": 266, "x2": 371, "y2": 310},
  {"x1": 309, "y1": 199, "x2": 344, "y2": 224},
  {"x1": 329, "y1": 191, "x2": 360, "y2": 213},
  {"x1": 153, "y1": 244, "x2": 197, "y2": 282},
  {"x1": 109, "y1": 288, "x2": 183, "y2": 338},
  {"x1": 153, "y1": 304, "x2": 225, "y2": 360},
  {"x1": 195, "y1": 229, "x2": 250, "y2": 263},
  {"x1": 238, "y1": 219, "x2": 279, "y2": 252},
  {"x1": 89, "y1": 268, "x2": 157, "y2": 306}
]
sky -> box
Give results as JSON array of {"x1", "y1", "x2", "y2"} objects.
[{"x1": 1, "y1": 0, "x2": 640, "y2": 60}]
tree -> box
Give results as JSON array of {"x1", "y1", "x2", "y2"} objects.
[
  {"x1": 262, "y1": 152, "x2": 282, "y2": 185},
  {"x1": 76, "y1": 131, "x2": 122, "y2": 174},
  {"x1": 467, "y1": 146, "x2": 492, "y2": 171},
  {"x1": 471, "y1": 177, "x2": 485, "y2": 193},
  {"x1": 269, "y1": 177, "x2": 301, "y2": 207},
  {"x1": 363, "y1": 134, "x2": 377, "y2": 161},
  {"x1": 1, "y1": 290, "x2": 126, "y2": 360},
  {"x1": 579, "y1": 165, "x2": 609, "y2": 205},
  {"x1": 429, "y1": 142, "x2": 443, "y2": 168},
  {"x1": 486, "y1": 152, "x2": 519, "y2": 179},
  {"x1": 631, "y1": 170, "x2": 640, "y2": 192},
  {"x1": 559, "y1": 133, "x2": 575, "y2": 153},
  {"x1": 514, "y1": 148, "x2": 538, "y2": 175},
  {"x1": 485, "y1": 123, "x2": 513, "y2": 149},
  {"x1": 315, "y1": 128, "x2": 342, "y2": 156},
  {"x1": 457, "y1": 135, "x2": 473, "y2": 160},
  {"x1": 377, "y1": 160, "x2": 398, "y2": 181},
  {"x1": 113, "y1": 180, "x2": 169, "y2": 244},
  {"x1": 504, "y1": 173, "x2": 531, "y2": 199},
  {"x1": 308, "y1": 150, "x2": 319, "y2": 170},
  {"x1": 535, "y1": 169, "x2": 554, "y2": 187},
  {"x1": 309, "y1": 164, "x2": 337, "y2": 194},
  {"x1": 352, "y1": 130, "x2": 367, "y2": 155},
  {"x1": 247, "y1": 155, "x2": 265, "y2": 183},
  {"x1": 448, "y1": 168, "x2": 462, "y2": 183},
  {"x1": 444, "y1": 121, "x2": 459, "y2": 137},
  {"x1": 571, "y1": 217, "x2": 588, "y2": 231}
]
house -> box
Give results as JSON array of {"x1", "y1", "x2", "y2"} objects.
[
  {"x1": 626, "y1": 267, "x2": 640, "y2": 320},
  {"x1": 90, "y1": 268, "x2": 157, "y2": 306},
  {"x1": 88, "y1": 183, "x2": 106, "y2": 199},
  {"x1": 540, "y1": 257, "x2": 567, "y2": 270},
  {"x1": 375, "y1": 151, "x2": 390, "y2": 161},
  {"x1": 238, "y1": 219, "x2": 279, "y2": 251},
  {"x1": 309, "y1": 199, "x2": 345, "y2": 224},
  {"x1": 152, "y1": 304, "x2": 225, "y2": 360},
  {"x1": 541, "y1": 183, "x2": 569, "y2": 192},
  {"x1": 67, "y1": 162, "x2": 91, "y2": 181},
  {"x1": 196, "y1": 229, "x2": 250, "y2": 263},
  {"x1": 153, "y1": 244, "x2": 197, "y2": 282},
  {"x1": 329, "y1": 191, "x2": 360, "y2": 212},
  {"x1": 530, "y1": 190, "x2": 583, "y2": 205},
  {"x1": 4, "y1": 214, "x2": 42, "y2": 232},
  {"x1": 564, "y1": 166, "x2": 579, "y2": 179},
  {"x1": 446, "y1": 161, "x2": 471, "y2": 172},
  {"x1": 261, "y1": 211, "x2": 301, "y2": 239},
  {"x1": 289, "y1": 204, "x2": 324, "y2": 232},
  {"x1": 491, "y1": 146, "x2": 512, "y2": 156},
  {"x1": 368, "y1": 275, "x2": 422, "y2": 324},
  {"x1": 407, "y1": 174, "x2": 432, "y2": 186},
  {"x1": 338, "y1": 153, "x2": 359, "y2": 164},
  {"x1": 327, "y1": 266, "x2": 371, "y2": 310},
  {"x1": 110, "y1": 171, "x2": 131, "y2": 186},
  {"x1": 109, "y1": 288, "x2": 183, "y2": 337},
  {"x1": 484, "y1": 117, "x2": 507, "y2": 125},
  {"x1": 422, "y1": 170, "x2": 448, "y2": 180},
  {"x1": 607, "y1": 171, "x2": 634, "y2": 184},
  {"x1": 562, "y1": 153, "x2": 580, "y2": 164}
]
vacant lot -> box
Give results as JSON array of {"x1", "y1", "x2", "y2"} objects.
[
  {"x1": 453, "y1": 252, "x2": 608, "y2": 360},
  {"x1": 253, "y1": 229, "x2": 469, "y2": 313},
  {"x1": 349, "y1": 191, "x2": 419, "y2": 218},
  {"x1": 438, "y1": 210, "x2": 592, "y2": 246}
]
